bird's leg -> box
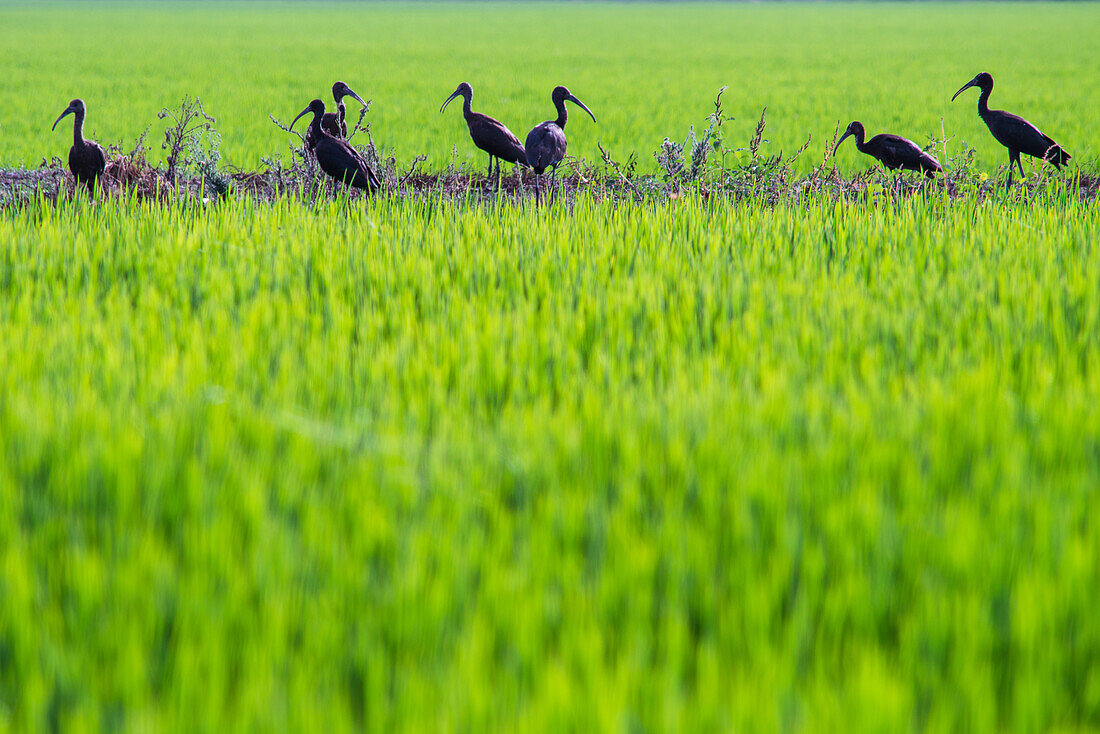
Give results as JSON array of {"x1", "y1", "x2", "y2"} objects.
[
  {"x1": 1016, "y1": 155, "x2": 1025, "y2": 181},
  {"x1": 1006, "y1": 152, "x2": 1015, "y2": 188}
]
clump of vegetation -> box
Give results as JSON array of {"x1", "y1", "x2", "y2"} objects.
[
  {"x1": 188, "y1": 130, "x2": 230, "y2": 198},
  {"x1": 159, "y1": 96, "x2": 227, "y2": 196},
  {"x1": 653, "y1": 86, "x2": 736, "y2": 188},
  {"x1": 103, "y1": 128, "x2": 154, "y2": 192}
]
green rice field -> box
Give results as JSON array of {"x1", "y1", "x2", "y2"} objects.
[
  {"x1": 1, "y1": 2, "x2": 1098, "y2": 173},
  {"x1": 2, "y1": 2, "x2": 1099, "y2": 732}
]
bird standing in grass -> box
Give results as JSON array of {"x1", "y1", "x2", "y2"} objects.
[
  {"x1": 291, "y1": 99, "x2": 380, "y2": 193},
  {"x1": 317, "y1": 81, "x2": 368, "y2": 143},
  {"x1": 834, "y1": 121, "x2": 941, "y2": 178},
  {"x1": 52, "y1": 99, "x2": 106, "y2": 192},
  {"x1": 952, "y1": 72, "x2": 1070, "y2": 186},
  {"x1": 441, "y1": 82, "x2": 528, "y2": 178},
  {"x1": 524, "y1": 85, "x2": 596, "y2": 203}
]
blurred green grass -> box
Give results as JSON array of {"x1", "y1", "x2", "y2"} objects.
[
  {"x1": 1, "y1": 192, "x2": 1099, "y2": 730},
  {"x1": 0, "y1": 2, "x2": 1097, "y2": 173},
  {"x1": 2, "y1": 3, "x2": 1100, "y2": 730}
]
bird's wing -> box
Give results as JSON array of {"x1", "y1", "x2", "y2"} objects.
[
  {"x1": 870, "y1": 134, "x2": 923, "y2": 167},
  {"x1": 995, "y1": 111, "x2": 1047, "y2": 140},
  {"x1": 989, "y1": 111, "x2": 1059, "y2": 157},
  {"x1": 69, "y1": 143, "x2": 107, "y2": 178},
  {"x1": 919, "y1": 149, "x2": 942, "y2": 171},
  {"x1": 90, "y1": 142, "x2": 107, "y2": 171},
  {"x1": 474, "y1": 113, "x2": 522, "y2": 145},
  {"x1": 363, "y1": 158, "x2": 381, "y2": 190},
  {"x1": 472, "y1": 114, "x2": 528, "y2": 165},
  {"x1": 339, "y1": 139, "x2": 381, "y2": 190}
]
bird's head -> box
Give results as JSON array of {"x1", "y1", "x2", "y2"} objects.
[
  {"x1": 52, "y1": 98, "x2": 85, "y2": 131},
  {"x1": 952, "y1": 72, "x2": 993, "y2": 102},
  {"x1": 332, "y1": 81, "x2": 367, "y2": 109},
  {"x1": 290, "y1": 99, "x2": 326, "y2": 131},
  {"x1": 553, "y1": 86, "x2": 596, "y2": 123},
  {"x1": 441, "y1": 82, "x2": 473, "y2": 113},
  {"x1": 835, "y1": 121, "x2": 864, "y2": 152}
]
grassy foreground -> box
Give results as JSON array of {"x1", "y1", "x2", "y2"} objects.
[{"x1": 1, "y1": 193, "x2": 1098, "y2": 731}]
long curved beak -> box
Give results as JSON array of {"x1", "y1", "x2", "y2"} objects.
[
  {"x1": 566, "y1": 93, "x2": 596, "y2": 123},
  {"x1": 834, "y1": 130, "x2": 853, "y2": 155},
  {"x1": 951, "y1": 77, "x2": 979, "y2": 102},
  {"x1": 440, "y1": 89, "x2": 461, "y2": 113},
  {"x1": 52, "y1": 107, "x2": 74, "y2": 131},
  {"x1": 289, "y1": 105, "x2": 312, "y2": 132},
  {"x1": 345, "y1": 88, "x2": 367, "y2": 108}
]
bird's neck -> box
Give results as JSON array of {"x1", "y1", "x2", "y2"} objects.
[
  {"x1": 309, "y1": 111, "x2": 324, "y2": 138},
  {"x1": 461, "y1": 94, "x2": 473, "y2": 119},
  {"x1": 977, "y1": 85, "x2": 991, "y2": 116},
  {"x1": 853, "y1": 129, "x2": 867, "y2": 151},
  {"x1": 554, "y1": 100, "x2": 568, "y2": 130},
  {"x1": 336, "y1": 100, "x2": 346, "y2": 123},
  {"x1": 73, "y1": 111, "x2": 85, "y2": 147}
]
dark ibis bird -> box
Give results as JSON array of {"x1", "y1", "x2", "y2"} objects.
[
  {"x1": 441, "y1": 82, "x2": 528, "y2": 176},
  {"x1": 524, "y1": 86, "x2": 596, "y2": 200},
  {"x1": 316, "y1": 81, "x2": 368, "y2": 143},
  {"x1": 291, "y1": 99, "x2": 380, "y2": 193},
  {"x1": 952, "y1": 72, "x2": 1071, "y2": 185},
  {"x1": 834, "y1": 121, "x2": 941, "y2": 178},
  {"x1": 52, "y1": 99, "x2": 106, "y2": 192}
]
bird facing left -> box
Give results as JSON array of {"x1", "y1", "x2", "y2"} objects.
[{"x1": 52, "y1": 98, "x2": 107, "y2": 192}]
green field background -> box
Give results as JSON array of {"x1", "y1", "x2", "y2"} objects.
[{"x1": 1, "y1": 1, "x2": 1098, "y2": 174}]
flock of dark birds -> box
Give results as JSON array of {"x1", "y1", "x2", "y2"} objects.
[
  {"x1": 290, "y1": 80, "x2": 597, "y2": 201},
  {"x1": 832, "y1": 72, "x2": 1071, "y2": 184},
  {"x1": 52, "y1": 72, "x2": 1071, "y2": 197}
]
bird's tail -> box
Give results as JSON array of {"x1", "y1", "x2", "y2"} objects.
[
  {"x1": 921, "y1": 151, "x2": 943, "y2": 178},
  {"x1": 1044, "y1": 144, "x2": 1071, "y2": 169}
]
